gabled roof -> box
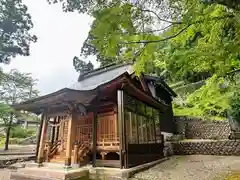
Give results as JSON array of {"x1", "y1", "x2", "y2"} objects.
[
  {"x1": 144, "y1": 74, "x2": 177, "y2": 97},
  {"x1": 71, "y1": 63, "x2": 133, "y2": 91},
  {"x1": 12, "y1": 63, "x2": 175, "y2": 113}
]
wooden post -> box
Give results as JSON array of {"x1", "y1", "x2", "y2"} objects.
[
  {"x1": 65, "y1": 114, "x2": 74, "y2": 167},
  {"x1": 54, "y1": 116, "x2": 59, "y2": 142},
  {"x1": 37, "y1": 115, "x2": 48, "y2": 165},
  {"x1": 46, "y1": 142, "x2": 51, "y2": 162},
  {"x1": 117, "y1": 90, "x2": 125, "y2": 169},
  {"x1": 92, "y1": 110, "x2": 97, "y2": 167},
  {"x1": 73, "y1": 144, "x2": 79, "y2": 164},
  {"x1": 114, "y1": 106, "x2": 118, "y2": 142},
  {"x1": 51, "y1": 117, "x2": 56, "y2": 144},
  {"x1": 153, "y1": 109, "x2": 157, "y2": 144},
  {"x1": 35, "y1": 113, "x2": 44, "y2": 163},
  {"x1": 59, "y1": 118, "x2": 64, "y2": 152}
]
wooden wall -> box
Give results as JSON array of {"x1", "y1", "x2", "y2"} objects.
[
  {"x1": 127, "y1": 143, "x2": 164, "y2": 168},
  {"x1": 58, "y1": 110, "x2": 119, "y2": 149}
]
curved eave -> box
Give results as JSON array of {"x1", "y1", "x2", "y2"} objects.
[{"x1": 12, "y1": 88, "x2": 98, "y2": 114}]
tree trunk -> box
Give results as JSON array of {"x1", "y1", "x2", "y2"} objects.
[{"x1": 4, "y1": 113, "x2": 13, "y2": 151}]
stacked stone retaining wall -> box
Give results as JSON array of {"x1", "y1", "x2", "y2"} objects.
[
  {"x1": 174, "y1": 116, "x2": 231, "y2": 139},
  {"x1": 171, "y1": 140, "x2": 240, "y2": 156}
]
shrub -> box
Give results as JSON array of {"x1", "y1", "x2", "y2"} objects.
[
  {"x1": 26, "y1": 129, "x2": 36, "y2": 136},
  {"x1": 10, "y1": 126, "x2": 28, "y2": 138},
  {"x1": 229, "y1": 91, "x2": 240, "y2": 124}
]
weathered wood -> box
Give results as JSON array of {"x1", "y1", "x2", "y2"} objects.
[
  {"x1": 139, "y1": 73, "x2": 150, "y2": 94},
  {"x1": 37, "y1": 115, "x2": 48, "y2": 164},
  {"x1": 54, "y1": 116, "x2": 60, "y2": 142},
  {"x1": 117, "y1": 90, "x2": 124, "y2": 169},
  {"x1": 92, "y1": 110, "x2": 97, "y2": 167},
  {"x1": 73, "y1": 144, "x2": 79, "y2": 164},
  {"x1": 65, "y1": 114, "x2": 73, "y2": 167},
  {"x1": 35, "y1": 114, "x2": 44, "y2": 163},
  {"x1": 96, "y1": 160, "x2": 121, "y2": 168},
  {"x1": 127, "y1": 143, "x2": 164, "y2": 168},
  {"x1": 51, "y1": 117, "x2": 56, "y2": 144}
]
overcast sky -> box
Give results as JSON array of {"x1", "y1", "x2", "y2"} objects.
[{"x1": 2, "y1": 0, "x2": 99, "y2": 96}]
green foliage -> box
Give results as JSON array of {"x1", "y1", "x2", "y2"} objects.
[
  {"x1": 0, "y1": 70, "x2": 39, "y2": 149},
  {"x1": 73, "y1": 57, "x2": 94, "y2": 74},
  {"x1": 0, "y1": 103, "x2": 14, "y2": 126},
  {"x1": 0, "y1": 69, "x2": 39, "y2": 104},
  {"x1": 173, "y1": 75, "x2": 239, "y2": 119},
  {"x1": 228, "y1": 91, "x2": 240, "y2": 124},
  {"x1": 0, "y1": 0, "x2": 37, "y2": 64},
  {"x1": 48, "y1": 0, "x2": 240, "y2": 120},
  {"x1": 10, "y1": 126, "x2": 28, "y2": 138}
]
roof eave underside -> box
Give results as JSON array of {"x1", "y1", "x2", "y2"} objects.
[
  {"x1": 12, "y1": 88, "x2": 98, "y2": 114},
  {"x1": 144, "y1": 74, "x2": 177, "y2": 97}
]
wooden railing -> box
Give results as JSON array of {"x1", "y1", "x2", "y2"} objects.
[
  {"x1": 72, "y1": 143, "x2": 91, "y2": 164},
  {"x1": 44, "y1": 140, "x2": 61, "y2": 162}
]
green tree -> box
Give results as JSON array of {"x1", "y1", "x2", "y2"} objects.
[
  {"x1": 47, "y1": 0, "x2": 240, "y2": 120},
  {"x1": 0, "y1": 69, "x2": 39, "y2": 150},
  {"x1": 0, "y1": 0, "x2": 37, "y2": 64},
  {"x1": 73, "y1": 57, "x2": 94, "y2": 74}
]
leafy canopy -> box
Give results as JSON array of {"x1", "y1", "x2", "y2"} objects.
[
  {"x1": 0, "y1": 0, "x2": 37, "y2": 64},
  {"x1": 47, "y1": 0, "x2": 240, "y2": 120}
]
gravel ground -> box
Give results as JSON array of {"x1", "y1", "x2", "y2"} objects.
[
  {"x1": 0, "y1": 155, "x2": 239, "y2": 180},
  {"x1": 131, "y1": 155, "x2": 240, "y2": 180}
]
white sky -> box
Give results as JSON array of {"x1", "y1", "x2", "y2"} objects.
[{"x1": 1, "y1": 0, "x2": 99, "y2": 96}]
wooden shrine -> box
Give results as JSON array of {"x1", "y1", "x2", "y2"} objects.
[{"x1": 13, "y1": 63, "x2": 175, "y2": 169}]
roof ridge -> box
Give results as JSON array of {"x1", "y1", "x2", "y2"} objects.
[{"x1": 78, "y1": 62, "x2": 133, "y2": 81}]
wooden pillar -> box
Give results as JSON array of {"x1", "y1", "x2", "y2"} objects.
[
  {"x1": 35, "y1": 113, "x2": 44, "y2": 163},
  {"x1": 153, "y1": 109, "x2": 157, "y2": 144},
  {"x1": 92, "y1": 110, "x2": 97, "y2": 167},
  {"x1": 65, "y1": 113, "x2": 74, "y2": 167},
  {"x1": 54, "y1": 116, "x2": 59, "y2": 142},
  {"x1": 117, "y1": 90, "x2": 125, "y2": 169},
  {"x1": 114, "y1": 106, "x2": 118, "y2": 141},
  {"x1": 37, "y1": 114, "x2": 48, "y2": 165},
  {"x1": 73, "y1": 144, "x2": 79, "y2": 164},
  {"x1": 51, "y1": 117, "x2": 56, "y2": 144}
]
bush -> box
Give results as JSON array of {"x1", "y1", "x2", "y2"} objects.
[
  {"x1": 26, "y1": 129, "x2": 36, "y2": 136},
  {"x1": 10, "y1": 126, "x2": 29, "y2": 138},
  {"x1": 229, "y1": 91, "x2": 240, "y2": 124}
]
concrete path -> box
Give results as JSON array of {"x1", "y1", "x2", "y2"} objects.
[
  {"x1": 0, "y1": 145, "x2": 36, "y2": 155},
  {"x1": 131, "y1": 155, "x2": 240, "y2": 180}
]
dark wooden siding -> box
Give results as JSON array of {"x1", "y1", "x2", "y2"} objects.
[
  {"x1": 155, "y1": 86, "x2": 172, "y2": 105},
  {"x1": 159, "y1": 104, "x2": 175, "y2": 133},
  {"x1": 127, "y1": 142, "x2": 164, "y2": 168}
]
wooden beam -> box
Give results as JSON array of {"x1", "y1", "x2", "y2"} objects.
[
  {"x1": 51, "y1": 117, "x2": 56, "y2": 144},
  {"x1": 92, "y1": 109, "x2": 97, "y2": 167},
  {"x1": 65, "y1": 113, "x2": 74, "y2": 167},
  {"x1": 117, "y1": 90, "x2": 125, "y2": 169},
  {"x1": 153, "y1": 109, "x2": 157, "y2": 143},
  {"x1": 139, "y1": 73, "x2": 150, "y2": 94},
  {"x1": 54, "y1": 116, "x2": 60, "y2": 142},
  {"x1": 37, "y1": 114, "x2": 48, "y2": 165},
  {"x1": 35, "y1": 114, "x2": 44, "y2": 163}
]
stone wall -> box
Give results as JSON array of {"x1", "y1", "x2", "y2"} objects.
[
  {"x1": 175, "y1": 116, "x2": 231, "y2": 139},
  {"x1": 172, "y1": 140, "x2": 240, "y2": 156}
]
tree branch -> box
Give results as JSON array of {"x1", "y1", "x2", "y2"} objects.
[
  {"x1": 139, "y1": 8, "x2": 182, "y2": 24},
  {"x1": 123, "y1": 25, "x2": 191, "y2": 44},
  {"x1": 122, "y1": 14, "x2": 234, "y2": 44}
]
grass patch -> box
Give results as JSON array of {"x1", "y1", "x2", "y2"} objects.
[{"x1": 225, "y1": 173, "x2": 240, "y2": 180}]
